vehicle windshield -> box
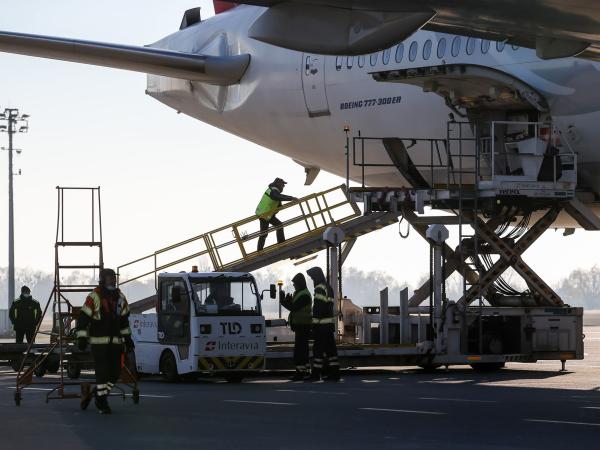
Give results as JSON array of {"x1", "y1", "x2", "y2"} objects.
[{"x1": 191, "y1": 278, "x2": 260, "y2": 315}]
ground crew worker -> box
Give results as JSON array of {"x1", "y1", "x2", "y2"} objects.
[
  {"x1": 255, "y1": 177, "x2": 297, "y2": 251},
  {"x1": 280, "y1": 273, "x2": 312, "y2": 380},
  {"x1": 9, "y1": 286, "x2": 42, "y2": 344},
  {"x1": 306, "y1": 266, "x2": 340, "y2": 382},
  {"x1": 76, "y1": 268, "x2": 134, "y2": 414}
]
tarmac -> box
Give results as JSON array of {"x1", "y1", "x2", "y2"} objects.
[{"x1": 1, "y1": 321, "x2": 599, "y2": 450}]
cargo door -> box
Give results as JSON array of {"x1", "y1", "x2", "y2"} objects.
[{"x1": 301, "y1": 54, "x2": 330, "y2": 117}]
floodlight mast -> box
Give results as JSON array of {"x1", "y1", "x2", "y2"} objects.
[{"x1": 1, "y1": 108, "x2": 28, "y2": 310}]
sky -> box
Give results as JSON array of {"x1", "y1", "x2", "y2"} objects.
[{"x1": 1, "y1": 0, "x2": 600, "y2": 308}]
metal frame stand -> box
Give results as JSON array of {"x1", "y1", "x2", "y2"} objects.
[{"x1": 14, "y1": 187, "x2": 139, "y2": 407}]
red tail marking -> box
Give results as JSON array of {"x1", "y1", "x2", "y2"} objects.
[{"x1": 213, "y1": 1, "x2": 238, "y2": 14}]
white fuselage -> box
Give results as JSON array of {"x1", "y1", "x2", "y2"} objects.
[{"x1": 146, "y1": 5, "x2": 600, "y2": 193}]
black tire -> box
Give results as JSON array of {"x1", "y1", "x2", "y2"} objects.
[
  {"x1": 67, "y1": 362, "x2": 81, "y2": 379},
  {"x1": 160, "y1": 351, "x2": 179, "y2": 383},
  {"x1": 34, "y1": 361, "x2": 47, "y2": 378},
  {"x1": 469, "y1": 362, "x2": 505, "y2": 372},
  {"x1": 46, "y1": 355, "x2": 60, "y2": 374},
  {"x1": 224, "y1": 374, "x2": 244, "y2": 383},
  {"x1": 10, "y1": 359, "x2": 21, "y2": 372},
  {"x1": 132, "y1": 389, "x2": 140, "y2": 404},
  {"x1": 14, "y1": 391, "x2": 21, "y2": 406}
]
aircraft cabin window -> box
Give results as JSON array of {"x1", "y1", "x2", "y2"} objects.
[
  {"x1": 451, "y1": 36, "x2": 461, "y2": 57},
  {"x1": 437, "y1": 38, "x2": 447, "y2": 59},
  {"x1": 481, "y1": 39, "x2": 491, "y2": 54},
  {"x1": 423, "y1": 39, "x2": 432, "y2": 60},
  {"x1": 496, "y1": 41, "x2": 506, "y2": 52},
  {"x1": 466, "y1": 37, "x2": 476, "y2": 55},
  {"x1": 335, "y1": 56, "x2": 342, "y2": 71},
  {"x1": 347, "y1": 56, "x2": 354, "y2": 69},
  {"x1": 358, "y1": 55, "x2": 365, "y2": 68},
  {"x1": 382, "y1": 48, "x2": 391, "y2": 65},
  {"x1": 370, "y1": 53, "x2": 378, "y2": 66},
  {"x1": 395, "y1": 44, "x2": 404, "y2": 63},
  {"x1": 409, "y1": 41, "x2": 418, "y2": 62}
]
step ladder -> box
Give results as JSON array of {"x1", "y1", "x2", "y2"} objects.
[
  {"x1": 118, "y1": 185, "x2": 401, "y2": 312},
  {"x1": 14, "y1": 187, "x2": 138, "y2": 406}
]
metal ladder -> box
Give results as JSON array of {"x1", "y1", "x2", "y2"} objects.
[
  {"x1": 14, "y1": 187, "x2": 138, "y2": 406},
  {"x1": 447, "y1": 121, "x2": 486, "y2": 353}
]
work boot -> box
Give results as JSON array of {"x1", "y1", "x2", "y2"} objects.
[
  {"x1": 95, "y1": 394, "x2": 112, "y2": 415},
  {"x1": 80, "y1": 385, "x2": 95, "y2": 411},
  {"x1": 290, "y1": 370, "x2": 306, "y2": 381},
  {"x1": 309, "y1": 369, "x2": 321, "y2": 382},
  {"x1": 325, "y1": 366, "x2": 341, "y2": 382}
]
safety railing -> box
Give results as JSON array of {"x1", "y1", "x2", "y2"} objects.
[
  {"x1": 350, "y1": 134, "x2": 451, "y2": 189},
  {"x1": 117, "y1": 185, "x2": 361, "y2": 288}
]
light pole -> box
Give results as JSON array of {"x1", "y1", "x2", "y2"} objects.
[{"x1": 1, "y1": 108, "x2": 29, "y2": 311}]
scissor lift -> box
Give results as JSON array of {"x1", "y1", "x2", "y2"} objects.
[{"x1": 341, "y1": 120, "x2": 587, "y2": 367}]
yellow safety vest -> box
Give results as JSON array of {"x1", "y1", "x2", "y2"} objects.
[{"x1": 255, "y1": 187, "x2": 280, "y2": 220}]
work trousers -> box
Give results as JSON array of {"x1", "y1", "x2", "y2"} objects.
[
  {"x1": 91, "y1": 344, "x2": 123, "y2": 397},
  {"x1": 257, "y1": 215, "x2": 285, "y2": 251},
  {"x1": 15, "y1": 328, "x2": 35, "y2": 344},
  {"x1": 312, "y1": 324, "x2": 339, "y2": 378},
  {"x1": 293, "y1": 325, "x2": 311, "y2": 372}
]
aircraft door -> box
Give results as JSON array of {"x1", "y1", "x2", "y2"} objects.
[
  {"x1": 157, "y1": 277, "x2": 191, "y2": 346},
  {"x1": 301, "y1": 54, "x2": 331, "y2": 117}
]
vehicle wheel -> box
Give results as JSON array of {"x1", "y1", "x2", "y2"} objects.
[
  {"x1": 10, "y1": 359, "x2": 21, "y2": 372},
  {"x1": 160, "y1": 351, "x2": 179, "y2": 383},
  {"x1": 132, "y1": 389, "x2": 140, "y2": 404},
  {"x1": 47, "y1": 355, "x2": 60, "y2": 373},
  {"x1": 14, "y1": 391, "x2": 21, "y2": 406},
  {"x1": 470, "y1": 362, "x2": 505, "y2": 372},
  {"x1": 418, "y1": 363, "x2": 441, "y2": 372},
  {"x1": 34, "y1": 361, "x2": 47, "y2": 378},
  {"x1": 67, "y1": 362, "x2": 81, "y2": 379},
  {"x1": 225, "y1": 374, "x2": 244, "y2": 383}
]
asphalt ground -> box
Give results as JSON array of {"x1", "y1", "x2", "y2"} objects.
[{"x1": 1, "y1": 325, "x2": 599, "y2": 450}]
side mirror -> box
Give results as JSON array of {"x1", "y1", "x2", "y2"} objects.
[{"x1": 269, "y1": 284, "x2": 277, "y2": 299}]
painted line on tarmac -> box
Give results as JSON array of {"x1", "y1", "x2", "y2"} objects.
[
  {"x1": 525, "y1": 419, "x2": 600, "y2": 427},
  {"x1": 224, "y1": 400, "x2": 297, "y2": 406},
  {"x1": 581, "y1": 406, "x2": 600, "y2": 410},
  {"x1": 360, "y1": 407, "x2": 446, "y2": 415},
  {"x1": 419, "y1": 397, "x2": 496, "y2": 403},
  {"x1": 276, "y1": 389, "x2": 348, "y2": 395},
  {"x1": 8, "y1": 386, "x2": 53, "y2": 391},
  {"x1": 125, "y1": 394, "x2": 173, "y2": 399}
]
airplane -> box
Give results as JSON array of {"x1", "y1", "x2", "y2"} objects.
[{"x1": 1, "y1": 1, "x2": 600, "y2": 226}]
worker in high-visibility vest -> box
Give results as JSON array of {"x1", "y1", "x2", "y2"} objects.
[
  {"x1": 280, "y1": 273, "x2": 313, "y2": 380},
  {"x1": 255, "y1": 178, "x2": 297, "y2": 251},
  {"x1": 307, "y1": 266, "x2": 340, "y2": 382},
  {"x1": 76, "y1": 268, "x2": 134, "y2": 414},
  {"x1": 9, "y1": 286, "x2": 42, "y2": 344}
]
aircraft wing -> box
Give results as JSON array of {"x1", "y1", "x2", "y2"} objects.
[
  {"x1": 236, "y1": 0, "x2": 600, "y2": 59},
  {"x1": 0, "y1": 31, "x2": 250, "y2": 85}
]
